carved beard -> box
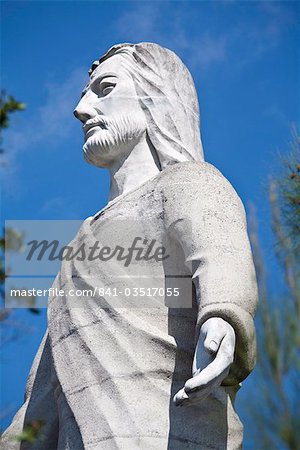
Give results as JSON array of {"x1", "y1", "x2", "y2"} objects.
[{"x1": 83, "y1": 112, "x2": 146, "y2": 167}]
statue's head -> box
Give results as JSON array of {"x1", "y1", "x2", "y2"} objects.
[{"x1": 74, "y1": 42, "x2": 204, "y2": 169}]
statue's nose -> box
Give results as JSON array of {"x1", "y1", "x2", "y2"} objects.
[{"x1": 73, "y1": 102, "x2": 96, "y2": 124}]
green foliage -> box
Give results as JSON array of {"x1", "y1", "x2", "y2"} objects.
[
  {"x1": 274, "y1": 129, "x2": 300, "y2": 286},
  {"x1": 0, "y1": 93, "x2": 39, "y2": 319},
  {"x1": 0, "y1": 90, "x2": 25, "y2": 293},
  {"x1": 0, "y1": 228, "x2": 25, "y2": 301},
  {"x1": 0, "y1": 90, "x2": 25, "y2": 133},
  {"x1": 0, "y1": 90, "x2": 25, "y2": 155},
  {"x1": 249, "y1": 130, "x2": 300, "y2": 450},
  {"x1": 13, "y1": 420, "x2": 44, "y2": 444},
  {"x1": 0, "y1": 227, "x2": 39, "y2": 318}
]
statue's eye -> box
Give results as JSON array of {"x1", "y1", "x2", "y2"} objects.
[
  {"x1": 98, "y1": 77, "x2": 117, "y2": 97},
  {"x1": 101, "y1": 84, "x2": 115, "y2": 96},
  {"x1": 94, "y1": 75, "x2": 117, "y2": 97}
]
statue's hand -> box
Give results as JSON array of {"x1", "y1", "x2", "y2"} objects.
[{"x1": 173, "y1": 317, "x2": 235, "y2": 407}]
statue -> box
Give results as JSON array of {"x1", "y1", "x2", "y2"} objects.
[{"x1": 2, "y1": 43, "x2": 258, "y2": 449}]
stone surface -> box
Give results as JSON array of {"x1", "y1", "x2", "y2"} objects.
[{"x1": 2, "y1": 43, "x2": 258, "y2": 449}]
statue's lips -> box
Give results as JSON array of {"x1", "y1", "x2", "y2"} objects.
[
  {"x1": 83, "y1": 118, "x2": 107, "y2": 135},
  {"x1": 84, "y1": 125, "x2": 102, "y2": 140}
]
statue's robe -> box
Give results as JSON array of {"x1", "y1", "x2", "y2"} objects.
[{"x1": 2, "y1": 162, "x2": 257, "y2": 450}]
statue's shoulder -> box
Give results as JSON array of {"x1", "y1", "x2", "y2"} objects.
[
  {"x1": 157, "y1": 161, "x2": 244, "y2": 209},
  {"x1": 157, "y1": 161, "x2": 229, "y2": 187}
]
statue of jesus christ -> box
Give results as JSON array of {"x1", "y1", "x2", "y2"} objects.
[{"x1": 2, "y1": 42, "x2": 257, "y2": 450}]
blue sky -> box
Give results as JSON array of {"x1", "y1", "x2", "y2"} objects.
[{"x1": 1, "y1": 0, "x2": 299, "y2": 446}]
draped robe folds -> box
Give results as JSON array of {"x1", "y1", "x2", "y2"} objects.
[{"x1": 2, "y1": 161, "x2": 258, "y2": 450}]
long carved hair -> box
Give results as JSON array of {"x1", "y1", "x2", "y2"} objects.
[{"x1": 89, "y1": 42, "x2": 204, "y2": 170}]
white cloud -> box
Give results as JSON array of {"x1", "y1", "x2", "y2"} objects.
[
  {"x1": 37, "y1": 67, "x2": 87, "y2": 141},
  {"x1": 114, "y1": 1, "x2": 295, "y2": 75},
  {"x1": 182, "y1": 34, "x2": 227, "y2": 71},
  {"x1": 116, "y1": 2, "x2": 163, "y2": 42},
  {"x1": 41, "y1": 196, "x2": 81, "y2": 219},
  {"x1": 115, "y1": 3, "x2": 228, "y2": 72},
  {"x1": 263, "y1": 105, "x2": 290, "y2": 128},
  {"x1": 1, "y1": 67, "x2": 87, "y2": 176}
]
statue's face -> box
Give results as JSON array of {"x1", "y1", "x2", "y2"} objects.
[{"x1": 74, "y1": 54, "x2": 147, "y2": 167}]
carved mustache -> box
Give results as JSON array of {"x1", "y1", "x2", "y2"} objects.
[{"x1": 83, "y1": 115, "x2": 109, "y2": 134}]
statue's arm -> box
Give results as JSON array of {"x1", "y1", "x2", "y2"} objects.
[{"x1": 161, "y1": 162, "x2": 258, "y2": 404}]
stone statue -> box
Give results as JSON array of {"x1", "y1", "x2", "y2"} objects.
[{"x1": 2, "y1": 43, "x2": 258, "y2": 449}]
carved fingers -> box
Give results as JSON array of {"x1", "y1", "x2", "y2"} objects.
[{"x1": 173, "y1": 317, "x2": 235, "y2": 407}]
